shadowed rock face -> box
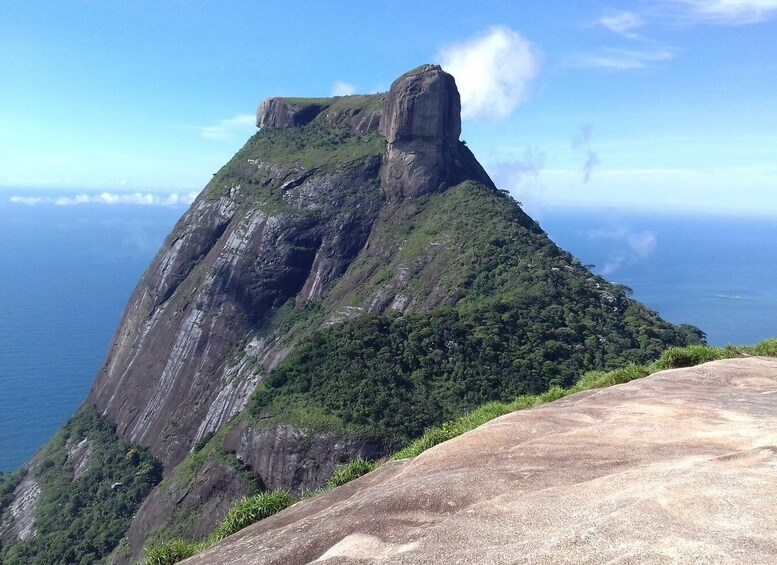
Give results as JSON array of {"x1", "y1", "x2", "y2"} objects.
[
  {"x1": 87, "y1": 157, "x2": 385, "y2": 468},
  {"x1": 182, "y1": 357, "x2": 777, "y2": 565},
  {"x1": 257, "y1": 98, "x2": 328, "y2": 129},
  {"x1": 222, "y1": 423, "x2": 384, "y2": 494},
  {"x1": 379, "y1": 65, "x2": 464, "y2": 199}
]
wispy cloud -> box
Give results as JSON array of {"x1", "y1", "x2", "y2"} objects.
[
  {"x1": 199, "y1": 114, "x2": 256, "y2": 141},
  {"x1": 658, "y1": 0, "x2": 777, "y2": 24},
  {"x1": 489, "y1": 148, "x2": 546, "y2": 187},
  {"x1": 331, "y1": 81, "x2": 356, "y2": 96},
  {"x1": 572, "y1": 125, "x2": 600, "y2": 182},
  {"x1": 573, "y1": 47, "x2": 676, "y2": 70},
  {"x1": 586, "y1": 227, "x2": 657, "y2": 276},
  {"x1": 488, "y1": 148, "x2": 546, "y2": 212},
  {"x1": 598, "y1": 11, "x2": 646, "y2": 38},
  {"x1": 437, "y1": 26, "x2": 541, "y2": 122},
  {"x1": 8, "y1": 191, "x2": 198, "y2": 206}
]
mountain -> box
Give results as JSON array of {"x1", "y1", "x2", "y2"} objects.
[{"x1": 0, "y1": 65, "x2": 701, "y2": 564}]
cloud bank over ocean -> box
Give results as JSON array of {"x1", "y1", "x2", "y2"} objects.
[{"x1": 7, "y1": 191, "x2": 198, "y2": 207}]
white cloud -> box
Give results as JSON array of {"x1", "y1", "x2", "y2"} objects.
[
  {"x1": 599, "y1": 11, "x2": 646, "y2": 38},
  {"x1": 488, "y1": 148, "x2": 546, "y2": 210},
  {"x1": 9, "y1": 196, "x2": 46, "y2": 205},
  {"x1": 573, "y1": 48, "x2": 675, "y2": 70},
  {"x1": 8, "y1": 191, "x2": 198, "y2": 206},
  {"x1": 489, "y1": 148, "x2": 546, "y2": 188},
  {"x1": 331, "y1": 81, "x2": 356, "y2": 96},
  {"x1": 200, "y1": 114, "x2": 256, "y2": 141},
  {"x1": 436, "y1": 26, "x2": 541, "y2": 122},
  {"x1": 660, "y1": 0, "x2": 777, "y2": 24},
  {"x1": 586, "y1": 227, "x2": 657, "y2": 275}
]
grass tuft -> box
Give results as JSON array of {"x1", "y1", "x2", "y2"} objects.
[
  {"x1": 211, "y1": 491, "x2": 294, "y2": 542},
  {"x1": 650, "y1": 344, "x2": 726, "y2": 370},
  {"x1": 143, "y1": 539, "x2": 202, "y2": 565},
  {"x1": 572, "y1": 364, "x2": 651, "y2": 391},
  {"x1": 327, "y1": 458, "x2": 377, "y2": 488},
  {"x1": 143, "y1": 491, "x2": 292, "y2": 565},
  {"x1": 750, "y1": 338, "x2": 777, "y2": 357}
]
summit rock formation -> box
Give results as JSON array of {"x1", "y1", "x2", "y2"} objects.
[{"x1": 0, "y1": 65, "x2": 702, "y2": 564}]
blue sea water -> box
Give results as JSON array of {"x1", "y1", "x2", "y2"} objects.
[
  {"x1": 0, "y1": 198, "x2": 775, "y2": 472},
  {"x1": 0, "y1": 199, "x2": 185, "y2": 472}
]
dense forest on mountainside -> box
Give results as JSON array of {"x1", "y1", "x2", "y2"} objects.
[{"x1": 249, "y1": 181, "x2": 701, "y2": 449}]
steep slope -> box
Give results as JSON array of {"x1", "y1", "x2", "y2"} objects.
[
  {"x1": 183, "y1": 357, "x2": 777, "y2": 565},
  {"x1": 0, "y1": 65, "x2": 701, "y2": 564}
]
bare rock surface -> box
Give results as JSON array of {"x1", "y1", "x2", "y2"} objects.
[
  {"x1": 0, "y1": 476, "x2": 40, "y2": 543},
  {"x1": 379, "y1": 65, "x2": 463, "y2": 199},
  {"x1": 184, "y1": 357, "x2": 777, "y2": 564},
  {"x1": 87, "y1": 157, "x2": 384, "y2": 470},
  {"x1": 257, "y1": 98, "x2": 326, "y2": 129},
  {"x1": 223, "y1": 423, "x2": 384, "y2": 495}
]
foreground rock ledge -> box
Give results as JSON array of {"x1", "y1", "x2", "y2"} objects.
[{"x1": 184, "y1": 357, "x2": 777, "y2": 564}]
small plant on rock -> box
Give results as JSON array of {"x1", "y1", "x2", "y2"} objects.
[{"x1": 327, "y1": 458, "x2": 377, "y2": 488}]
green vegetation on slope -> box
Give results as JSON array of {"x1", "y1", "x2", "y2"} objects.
[
  {"x1": 395, "y1": 338, "x2": 777, "y2": 458},
  {"x1": 249, "y1": 184, "x2": 701, "y2": 450},
  {"x1": 206, "y1": 96, "x2": 386, "y2": 206},
  {"x1": 0, "y1": 469, "x2": 26, "y2": 509},
  {"x1": 0, "y1": 406, "x2": 162, "y2": 565}
]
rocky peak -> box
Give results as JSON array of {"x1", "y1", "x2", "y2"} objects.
[
  {"x1": 379, "y1": 64, "x2": 464, "y2": 200},
  {"x1": 379, "y1": 64, "x2": 461, "y2": 148},
  {"x1": 256, "y1": 98, "x2": 328, "y2": 129},
  {"x1": 255, "y1": 66, "x2": 474, "y2": 201}
]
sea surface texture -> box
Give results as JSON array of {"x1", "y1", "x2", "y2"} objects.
[
  {"x1": 0, "y1": 199, "x2": 774, "y2": 471},
  {"x1": 0, "y1": 200, "x2": 185, "y2": 471}
]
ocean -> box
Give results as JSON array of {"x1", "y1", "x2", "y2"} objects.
[
  {"x1": 1, "y1": 196, "x2": 775, "y2": 471},
  {"x1": 0, "y1": 199, "x2": 185, "y2": 472}
]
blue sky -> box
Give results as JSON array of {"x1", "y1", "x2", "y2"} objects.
[{"x1": 1, "y1": 0, "x2": 776, "y2": 215}]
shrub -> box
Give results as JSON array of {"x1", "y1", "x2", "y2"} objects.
[
  {"x1": 143, "y1": 539, "x2": 200, "y2": 565},
  {"x1": 651, "y1": 345, "x2": 724, "y2": 370},
  {"x1": 751, "y1": 338, "x2": 777, "y2": 357},
  {"x1": 327, "y1": 459, "x2": 377, "y2": 488},
  {"x1": 211, "y1": 491, "x2": 293, "y2": 541}
]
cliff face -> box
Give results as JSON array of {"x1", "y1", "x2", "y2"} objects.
[
  {"x1": 0, "y1": 65, "x2": 702, "y2": 564},
  {"x1": 379, "y1": 65, "x2": 462, "y2": 199},
  {"x1": 87, "y1": 149, "x2": 384, "y2": 468}
]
